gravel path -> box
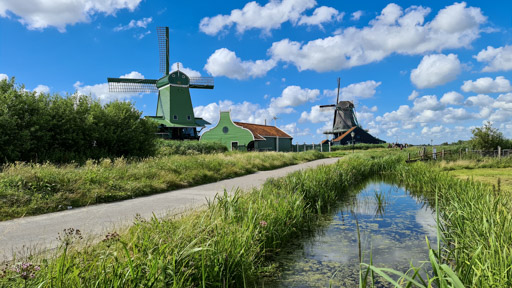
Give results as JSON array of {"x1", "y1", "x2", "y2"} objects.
[{"x1": 0, "y1": 157, "x2": 339, "y2": 262}]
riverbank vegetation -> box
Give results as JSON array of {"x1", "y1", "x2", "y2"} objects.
[
  {"x1": 2, "y1": 149, "x2": 512, "y2": 287},
  {"x1": 0, "y1": 151, "x2": 322, "y2": 221},
  {"x1": 0, "y1": 153, "x2": 393, "y2": 287},
  {"x1": 365, "y1": 156, "x2": 512, "y2": 287}
]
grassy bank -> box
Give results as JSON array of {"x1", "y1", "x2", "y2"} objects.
[
  {"x1": 0, "y1": 151, "x2": 322, "y2": 221},
  {"x1": 0, "y1": 154, "x2": 397, "y2": 287},
  {"x1": 3, "y1": 152, "x2": 512, "y2": 287},
  {"x1": 368, "y1": 158, "x2": 512, "y2": 287}
]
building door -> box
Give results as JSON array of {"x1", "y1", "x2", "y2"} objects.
[{"x1": 231, "y1": 142, "x2": 238, "y2": 151}]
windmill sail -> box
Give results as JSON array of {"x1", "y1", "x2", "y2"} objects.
[
  {"x1": 105, "y1": 26, "x2": 214, "y2": 140},
  {"x1": 320, "y1": 77, "x2": 361, "y2": 136},
  {"x1": 107, "y1": 78, "x2": 158, "y2": 93},
  {"x1": 157, "y1": 26, "x2": 169, "y2": 75},
  {"x1": 189, "y1": 77, "x2": 214, "y2": 89}
]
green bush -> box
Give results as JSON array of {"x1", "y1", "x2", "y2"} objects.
[
  {"x1": 156, "y1": 139, "x2": 228, "y2": 155},
  {"x1": 470, "y1": 121, "x2": 510, "y2": 150},
  {"x1": 0, "y1": 78, "x2": 157, "y2": 164}
]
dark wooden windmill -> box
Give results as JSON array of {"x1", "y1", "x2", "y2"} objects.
[
  {"x1": 319, "y1": 77, "x2": 360, "y2": 139},
  {"x1": 107, "y1": 26, "x2": 214, "y2": 140}
]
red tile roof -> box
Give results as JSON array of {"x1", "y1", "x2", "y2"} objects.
[
  {"x1": 234, "y1": 122, "x2": 292, "y2": 139},
  {"x1": 332, "y1": 126, "x2": 357, "y2": 142}
]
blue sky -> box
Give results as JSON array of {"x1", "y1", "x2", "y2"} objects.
[{"x1": 1, "y1": 0, "x2": 512, "y2": 144}]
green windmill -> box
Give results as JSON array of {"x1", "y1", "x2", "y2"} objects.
[{"x1": 107, "y1": 26, "x2": 214, "y2": 140}]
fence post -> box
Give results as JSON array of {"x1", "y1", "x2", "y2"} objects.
[
  {"x1": 498, "y1": 146, "x2": 501, "y2": 159},
  {"x1": 329, "y1": 141, "x2": 331, "y2": 152},
  {"x1": 442, "y1": 149, "x2": 445, "y2": 160}
]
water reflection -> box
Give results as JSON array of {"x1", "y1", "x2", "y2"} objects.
[{"x1": 264, "y1": 182, "x2": 437, "y2": 287}]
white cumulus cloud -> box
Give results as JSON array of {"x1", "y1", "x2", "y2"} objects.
[
  {"x1": 299, "y1": 105, "x2": 332, "y2": 123},
  {"x1": 114, "y1": 17, "x2": 152, "y2": 31},
  {"x1": 33, "y1": 85, "x2": 50, "y2": 94},
  {"x1": 270, "y1": 85, "x2": 320, "y2": 108},
  {"x1": 280, "y1": 122, "x2": 311, "y2": 137},
  {"x1": 474, "y1": 45, "x2": 512, "y2": 72},
  {"x1": 204, "y1": 48, "x2": 276, "y2": 79},
  {"x1": 0, "y1": 74, "x2": 8, "y2": 81},
  {"x1": 465, "y1": 94, "x2": 495, "y2": 107},
  {"x1": 74, "y1": 71, "x2": 147, "y2": 103},
  {"x1": 298, "y1": 6, "x2": 342, "y2": 27},
  {"x1": 461, "y1": 76, "x2": 512, "y2": 94},
  {"x1": 194, "y1": 99, "x2": 291, "y2": 126},
  {"x1": 408, "y1": 90, "x2": 420, "y2": 101},
  {"x1": 171, "y1": 62, "x2": 201, "y2": 77},
  {"x1": 410, "y1": 54, "x2": 461, "y2": 89},
  {"x1": 269, "y1": 2, "x2": 486, "y2": 72},
  {"x1": 440, "y1": 91, "x2": 464, "y2": 105},
  {"x1": 324, "y1": 80, "x2": 381, "y2": 101},
  {"x1": 412, "y1": 95, "x2": 444, "y2": 112},
  {"x1": 199, "y1": 0, "x2": 316, "y2": 36},
  {"x1": 351, "y1": 10, "x2": 363, "y2": 21},
  {"x1": 0, "y1": 0, "x2": 142, "y2": 32}
]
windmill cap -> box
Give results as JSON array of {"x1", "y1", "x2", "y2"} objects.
[
  {"x1": 337, "y1": 101, "x2": 355, "y2": 109},
  {"x1": 157, "y1": 70, "x2": 190, "y2": 88}
]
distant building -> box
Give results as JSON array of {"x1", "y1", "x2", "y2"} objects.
[
  {"x1": 320, "y1": 99, "x2": 384, "y2": 146},
  {"x1": 331, "y1": 126, "x2": 385, "y2": 145},
  {"x1": 200, "y1": 111, "x2": 293, "y2": 151}
]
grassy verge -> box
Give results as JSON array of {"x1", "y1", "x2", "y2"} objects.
[
  {"x1": 3, "y1": 151, "x2": 511, "y2": 287},
  {"x1": 0, "y1": 154, "x2": 399, "y2": 287},
  {"x1": 446, "y1": 168, "x2": 512, "y2": 193},
  {"x1": 0, "y1": 151, "x2": 322, "y2": 221}
]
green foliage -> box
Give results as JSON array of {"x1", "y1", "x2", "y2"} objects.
[
  {"x1": 3, "y1": 151, "x2": 511, "y2": 287},
  {"x1": 156, "y1": 139, "x2": 228, "y2": 156},
  {"x1": 0, "y1": 151, "x2": 323, "y2": 220},
  {"x1": 0, "y1": 152, "x2": 385, "y2": 287},
  {"x1": 470, "y1": 121, "x2": 509, "y2": 150},
  {"x1": 0, "y1": 77, "x2": 157, "y2": 164}
]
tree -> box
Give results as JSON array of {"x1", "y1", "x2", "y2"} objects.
[
  {"x1": 470, "y1": 121, "x2": 507, "y2": 150},
  {"x1": 0, "y1": 77, "x2": 157, "y2": 164}
]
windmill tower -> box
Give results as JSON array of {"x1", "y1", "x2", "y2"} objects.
[
  {"x1": 319, "y1": 77, "x2": 360, "y2": 139},
  {"x1": 107, "y1": 26, "x2": 214, "y2": 140}
]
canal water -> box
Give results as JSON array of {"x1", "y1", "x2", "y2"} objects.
[{"x1": 264, "y1": 181, "x2": 437, "y2": 287}]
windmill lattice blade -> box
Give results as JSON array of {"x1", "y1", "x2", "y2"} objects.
[
  {"x1": 157, "y1": 26, "x2": 168, "y2": 75},
  {"x1": 189, "y1": 77, "x2": 214, "y2": 89},
  {"x1": 336, "y1": 77, "x2": 340, "y2": 104},
  {"x1": 108, "y1": 78, "x2": 158, "y2": 93},
  {"x1": 319, "y1": 104, "x2": 336, "y2": 108}
]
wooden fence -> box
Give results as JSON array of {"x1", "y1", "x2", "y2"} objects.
[{"x1": 406, "y1": 147, "x2": 511, "y2": 163}]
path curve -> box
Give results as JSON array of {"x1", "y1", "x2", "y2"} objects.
[{"x1": 0, "y1": 157, "x2": 339, "y2": 262}]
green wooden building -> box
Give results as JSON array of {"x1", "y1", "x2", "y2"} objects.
[{"x1": 200, "y1": 111, "x2": 293, "y2": 151}]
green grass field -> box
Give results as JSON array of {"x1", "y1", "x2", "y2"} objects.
[
  {"x1": 447, "y1": 167, "x2": 512, "y2": 193},
  {"x1": 0, "y1": 151, "x2": 323, "y2": 221}
]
